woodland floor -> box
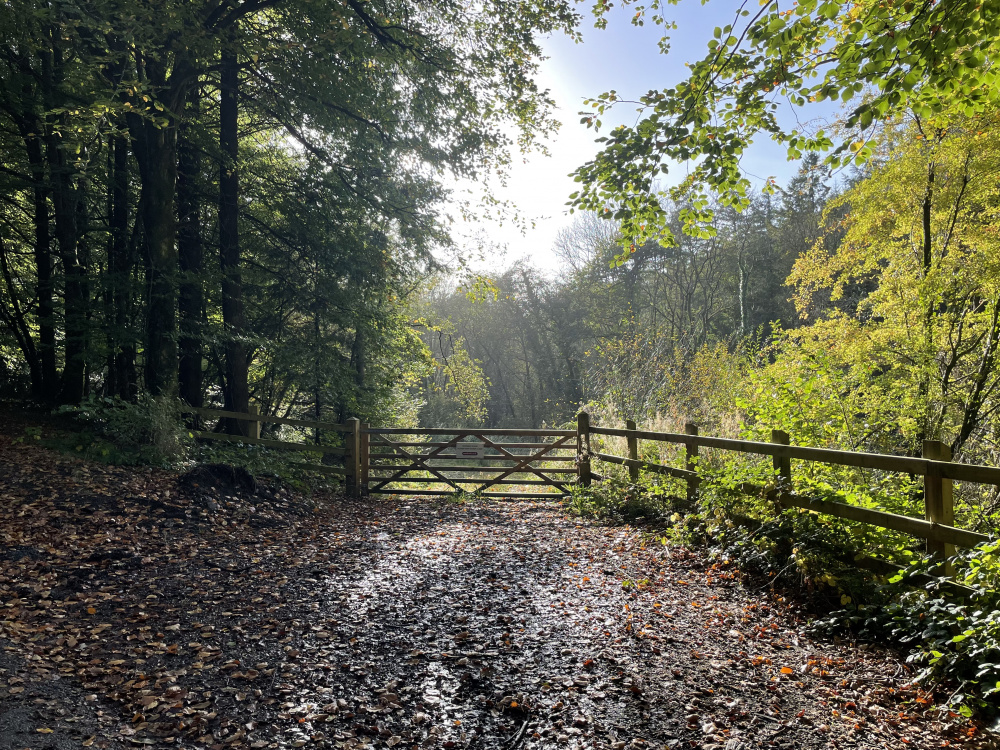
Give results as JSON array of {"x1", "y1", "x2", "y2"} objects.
[{"x1": 0, "y1": 431, "x2": 995, "y2": 750}]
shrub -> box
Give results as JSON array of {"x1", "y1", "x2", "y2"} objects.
[{"x1": 54, "y1": 395, "x2": 190, "y2": 466}]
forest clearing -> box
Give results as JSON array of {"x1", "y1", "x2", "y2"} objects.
[{"x1": 0, "y1": 431, "x2": 994, "y2": 750}]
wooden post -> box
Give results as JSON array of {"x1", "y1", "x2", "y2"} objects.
[
  {"x1": 360, "y1": 422, "x2": 370, "y2": 495},
  {"x1": 685, "y1": 422, "x2": 700, "y2": 505},
  {"x1": 626, "y1": 419, "x2": 639, "y2": 482},
  {"x1": 771, "y1": 429, "x2": 791, "y2": 485},
  {"x1": 346, "y1": 418, "x2": 361, "y2": 498},
  {"x1": 924, "y1": 439, "x2": 955, "y2": 572},
  {"x1": 247, "y1": 404, "x2": 261, "y2": 439},
  {"x1": 577, "y1": 412, "x2": 592, "y2": 488}
]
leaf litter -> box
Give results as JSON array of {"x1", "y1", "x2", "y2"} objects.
[{"x1": 0, "y1": 434, "x2": 993, "y2": 750}]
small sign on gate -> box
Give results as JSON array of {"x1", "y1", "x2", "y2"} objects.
[{"x1": 457, "y1": 442, "x2": 485, "y2": 460}]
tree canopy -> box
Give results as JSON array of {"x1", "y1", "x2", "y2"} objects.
[
  {"x1": 570, "y1": 0, "x2": 1000, "y2": 258},
  {"x1": 0, "y1": 0, "x2": 580, "y2": 428},
  {"x1": 774, "y1": 111, "x2": 1000, "y2": 457}
]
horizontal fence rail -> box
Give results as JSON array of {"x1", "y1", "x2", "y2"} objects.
[
  {"x1": 181, "y1": 407, "x2": 359, "y2": 490},
  {"x1": 190, "y1": 407, "x2": 352, "y2": 432},
  {"x1": 779, "y1": 493, "x2": 987, "y2": 549},
  {"x1": 589, "y1": 426, "x2": 1000, "y2": 486},
  {"x1": 369, "y1": 456, "x2": 577, "y2": 463},
  {"x1": 592, "y1": 452, "x2": 695, "y2": 481},
  {"x1": 367, "y1": 427, "x2": 576, "y2": 437},
  {"x1": 368, "y1": 465, "x2": 578, "y2": 473},
  {"x1": 368, "y1": 441, "x2": 577, "y2": 451}
]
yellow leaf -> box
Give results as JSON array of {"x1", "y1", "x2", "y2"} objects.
[{"x1": 780, "y1": 667, "x2": 794, "y2": 674}]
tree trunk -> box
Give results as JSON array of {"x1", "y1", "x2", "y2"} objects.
[
  {"x1": 108, "y1": 131, "x2": 137, "y2": 399},
  {"x1": 738, "y1": 253, "x2": 749, "y2": 337},
  {"x1": 219, "y1": 41, "x2": 249, "y2": 432},
  {"x1": 40, "y1": 39, "x2": 87, "y2": 404},
  {"x1": 339, "y1": 323, "x2": 366, "y2": 423},
  {"x1": 103, "y1": 142, "x2": 117, "y2": 397},
  {"x1": 23, "y1": 127, "x2": 57, "y2": 400},
  {"x1": 130, "y1": 113, "x2": 179, "y2": 397},
  {"x1": 916, "y1": 162, "x2": 936, "y2": 446},
  {"x1": 48, "y1": 128, "x2": 86, "y2": 404},
  {"x1": 314, "y1": 306, "x2": 323, "y2": 442},
  {"x1": 178, "y1": 88, "x2": 204, "y2": 408},
  {"x1": 75, "y1": 161, "x2": 92, "y2": 400},
  {"x1": 18, "y1": 22, "x2": 58, "y2": 401},
  {"x1": 351, "y1": 325, "x2": 366, "y2": 390}
]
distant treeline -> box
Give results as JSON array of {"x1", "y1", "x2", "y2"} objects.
[{"x1": 417, "y1": 155, "x2": 839, "y2": 430}]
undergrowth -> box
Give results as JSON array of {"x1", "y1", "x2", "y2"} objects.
[
  {"x1": 12, "y1": 395, "x2": 192, "y2": 466},
  {"x1": 13, "y1": 398, "x2": 344, "y2": 493},
  {"x1": 566, "y1": 472, "x2": 681, "y2": 523},
  {"x1": 191, "y1": 441, "x2": 342, "y2": 493}
]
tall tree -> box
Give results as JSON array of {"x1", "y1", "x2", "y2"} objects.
[
  {"x1": 104, "y1": 129, "x2": 137, "y2": 400},
  {"x1": 177, "y1": 88, "x2": 204, "y2": 408},
  {"x1": 218, "y1": 35, "x2": 249, "y2": 429},
  {"x1": 771, "y1": 113, "x2": 1000, "y2": 458}
]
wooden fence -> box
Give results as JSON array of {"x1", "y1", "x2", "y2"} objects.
[
  {"x1": 580, "y1": 413, "x2": 996, "y2": 566},
  {"x1": 183, "y1": 407, "x2": 997, "y2": 564},
  {"x1": 182, "y1": 407, "x2": 356, "y2": 489}
]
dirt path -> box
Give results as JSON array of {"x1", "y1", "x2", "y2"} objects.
[{"x1": 0, "y1": 437, "x2": 991, "y2": 750}]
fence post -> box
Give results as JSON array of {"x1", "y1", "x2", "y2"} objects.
[
  {"x1": 771, "y1": 429, "x2": 791, "y2": 484},
  {"x1": 577, "y1": 412, "x2": 592, "y2": 488},
  {"x1": 626, "y1": 418, "x2": 639, "y2": 483},
  {"x1": 346, "y1": 418, "x2": 361, "y2": 498},
  {"x1": 769, "y1": 429, "x2": 791, "y2": 509},
  {"x1": 360, "y1": 422, "x2": 370, "y2": 495},
  {"x1": 685, "y1": 422, "x2": 700, "y2": 505},
  {"x1": 247, "y1": 404, "x2": 261, "y2": 440},
  {"x1": 923, "y1": 440, "x2": 955, "y2": 573}
]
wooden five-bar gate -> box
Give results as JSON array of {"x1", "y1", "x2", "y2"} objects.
[{"x1": 364, "y1": 426, "x2": 577, "y2": 498}]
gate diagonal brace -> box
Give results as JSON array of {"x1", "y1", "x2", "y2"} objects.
[
  {"x1": 370, "y1": 436, "x2": 506, "y2": 494},
  {"x1": 474, "y1": 435, "x2": 573, "y2": 494},
  {"x1": 370, "y1": 433, "x2": 466, "y2": 492},
  {"x1": 370, "y1": 436, "x2": 462, "y2": 491}
]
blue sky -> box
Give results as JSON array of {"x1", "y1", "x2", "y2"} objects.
[{"x1": 451, "y1": 3, "x2": 842, "y2": 272}]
